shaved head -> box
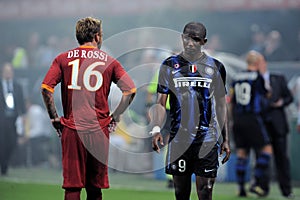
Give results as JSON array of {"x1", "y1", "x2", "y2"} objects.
[
  {"x1": 245, "y1": 50, "x2": 267, "y2": 73},
  {"x1": 246, "y1": 51, "x2": 263, "y2": 66}
]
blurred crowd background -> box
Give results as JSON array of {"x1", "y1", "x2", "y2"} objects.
[{"x1": 0, "y1": 0, "x2": 300, "y2": 183}]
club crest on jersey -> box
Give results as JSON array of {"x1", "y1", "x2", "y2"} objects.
[
  {"x1": 190, "y1": 64, "x2": 197, "y2": 73},
  {"x1": 205, "y1": 67, "x2": 214, "y2": 75},
  {"x1": 174, "y1": 63, "x2": 180, "y2": 69}
]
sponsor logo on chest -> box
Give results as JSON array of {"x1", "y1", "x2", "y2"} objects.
[
  {"x1": 173, "y1": 77, "x2": 212, "y2": 88},
  {"x1": 172, "y1": 64, "x2": 213, "y2": 88}
]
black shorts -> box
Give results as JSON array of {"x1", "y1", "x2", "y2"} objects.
[
  {"x1": 165, "y1": 142, "x2": 219, "y2": 178},
  {"x1": 233, "y1": 113, "x2": 270, "y2": 150}
]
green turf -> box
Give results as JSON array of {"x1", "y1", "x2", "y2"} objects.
[
  {"x1": 1, "y1": 180, "x2": 298, "y2": 200},
  {"x1": 0, "y1": 167, "x2": 299, "y2": 200}
]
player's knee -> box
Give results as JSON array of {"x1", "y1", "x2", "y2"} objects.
[{"x1": 197, "y1": 178, "x2": 214, "y2": 198}]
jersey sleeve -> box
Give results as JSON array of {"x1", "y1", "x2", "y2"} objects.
[
  {"x1": 214, "y1": 61, "x2": 227, "y2": 98},
  {"x1": 41, "y1": 56, "x2": 62, "y2": 93},
  {"x1": 112, "y1": 60, "x2": 136, "y2": 95},
  {"x1": 157, "y1": 60, "x2": 171, "y2": 94}
]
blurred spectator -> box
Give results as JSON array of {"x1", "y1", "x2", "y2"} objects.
[
  {"x1": 11, "y1": 46, "x2": 28, "y2": 69},
  {"x1": 24, "y1": 98, "x2": 52, "y2": 166},
  {"x1": 26, "y1": 32, "x2": 43, "y2": 68},
  {"x1": 204, "y1": 34, "x2": 223, "y2": 55},
  {"x1": 0, "y1": 62, "x2": 26, "y2": 175},
  {"x1": 263, "y1": 30, "x2": 290, "y2": 61},
  {"x1": 247, "y1": 24, "x2": 266, "y2": 54},
  {"x1": 259, "y1": 54, "x2": 294, "y2": 199},
  {"x1": 36, "y1": 35, "x2": 60, "y2": 68}
]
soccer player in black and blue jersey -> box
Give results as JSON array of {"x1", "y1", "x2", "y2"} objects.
[
  {"x1": 150, "y1": 22, "x2": 231, "y2": 200},
  {"x1": 231, "y1": 51, "x2": 273, "y2": 197}
]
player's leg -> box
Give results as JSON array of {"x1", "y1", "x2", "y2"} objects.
[
  {"x1": 173, "y1": 175, "x2": 192, "y2": 200},
  {"x1": 251, "y1": 144, "x2": 272, "y2": 197},
  {"x1": 86, "y1": 151, "x2": 107, "y2": 200},
  {"x1": 85, "y1": 128, "x2": 110, "y2": 200},
  {"x1": 165, "y1": 138, "x2": 193, "y2": 200},
  {"x1": 232, "y1": 115, "x2": 252, "y2": 196},
  {"x1": 250, "y1": 116, "x2": 272, "y2": 197},
  {"x1": 86, "y1": 187, "x2": 102, "y2": 200},
  {"x1": 235, "y1": 148, "x2": 249, "y2": 197},
  {"x1": 61, "y1": 127, "x2": 87, "y2": 200},
  {"x1": 64, "y1": 188, "x2": 82, "y2": 200},
  {"x1": 194, "y1": 142, "x2": 219, "y2": 200},
  {"x1": 195, "y1": 176, "x2": 215, "y2": 200}
]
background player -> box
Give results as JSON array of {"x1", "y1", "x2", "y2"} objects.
[
  {"x1": 41, "y1": 17, "x2": 136, "y2": 200},
  {"x1": 231, "y1": 50, "x2": 272, "y2": 197},
  {"x1": 150, "y1": 22, "x2": 231, "y2": 200}
]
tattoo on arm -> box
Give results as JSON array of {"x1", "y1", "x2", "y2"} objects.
[{"x1": 41, "y1": 88, "x2": 59, "y2": 119}]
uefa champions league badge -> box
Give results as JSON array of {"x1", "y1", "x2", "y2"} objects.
[{"x1": 205, "y1": 67, "x2": 214, "y2": 76}]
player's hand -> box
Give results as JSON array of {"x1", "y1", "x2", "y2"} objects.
[
  {"x1": 51, "y1": 117, "x2": 62, "y2": 137},
  {"x1": 271, "y1": 98, "x2": 284, "y2": 108},
  {"x1": 108, "y1": 116, "x2": 117, "y2": 132},
  {"x1": 152, "y1": 132, "x2": 164, "y2": 153},
  {"x1": 220, "y1": 140, "x2": 231, "y2": 164}
]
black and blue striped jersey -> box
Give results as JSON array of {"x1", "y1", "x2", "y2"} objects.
[
  {"x1": 231, "y1": 70, "x2": 268, "y2": 115},
  {"x1": 157, "y1": 53, "x2": 226, "y2": 144}
]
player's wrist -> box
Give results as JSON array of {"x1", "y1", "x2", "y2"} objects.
[
  {"x1": 110, "y1": 113, "x2": 120, "y2": 122},
  {"x1": 149, "y1": 126, "x2": 161, "y2": 136}
]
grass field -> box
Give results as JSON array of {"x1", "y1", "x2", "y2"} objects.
[{"x1": 0, "y1": 167, "x2": 299, "y2": 200}]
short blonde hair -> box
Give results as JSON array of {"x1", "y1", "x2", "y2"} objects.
[
  {"x1": 246, "y1": 50, "x2": 262, "y2": 66},
  {"x1": 75, "y1": 17, "x2": 102, "y2": 45}
]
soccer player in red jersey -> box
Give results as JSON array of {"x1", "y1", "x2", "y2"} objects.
[{"x1": 41, "y1": 17, "x2": 136, "y2": 200}]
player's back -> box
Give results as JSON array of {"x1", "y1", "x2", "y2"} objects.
[
  {"x1": 56, "y1": 46, "x2": 127, "y2": 131},
  {"x1": 231, "y1": 70, "x2": 267, "y2": 115}
]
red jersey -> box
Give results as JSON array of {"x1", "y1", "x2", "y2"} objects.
[{"x1": 41, "y1": 46, "x2": 136, "y2": 131}]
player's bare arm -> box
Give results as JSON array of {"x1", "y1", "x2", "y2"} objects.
[
  {"x1": 109, "y1": 92, "x2": 135, "y2": 132},
  {"x1": 216, "y1": 96, "x2": 231, "y2": 164},
  {"x1": 111, "y1": 92, "x2": 135, "y2": 122},
  {"x1": 41, "y1": 88, "x2": 62, "y2": 137},
  {"x1": 150, "y1": 93, "x2": 167, "y2": 153}
]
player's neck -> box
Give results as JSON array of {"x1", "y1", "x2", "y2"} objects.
[
  {"x1": 182, "y1": 51, "x2": 204, "y2": 62},
  {"x1": 80, "y1": 41, "x2": 98, "y2": 48}
]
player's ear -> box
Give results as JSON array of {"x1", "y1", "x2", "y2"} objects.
[
  {"x1": 202, "y1": 38, "x2": 207, "y2": 45},
  {"x1": 94, "y1": 33, "x2": 100, "y2": 43}
]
